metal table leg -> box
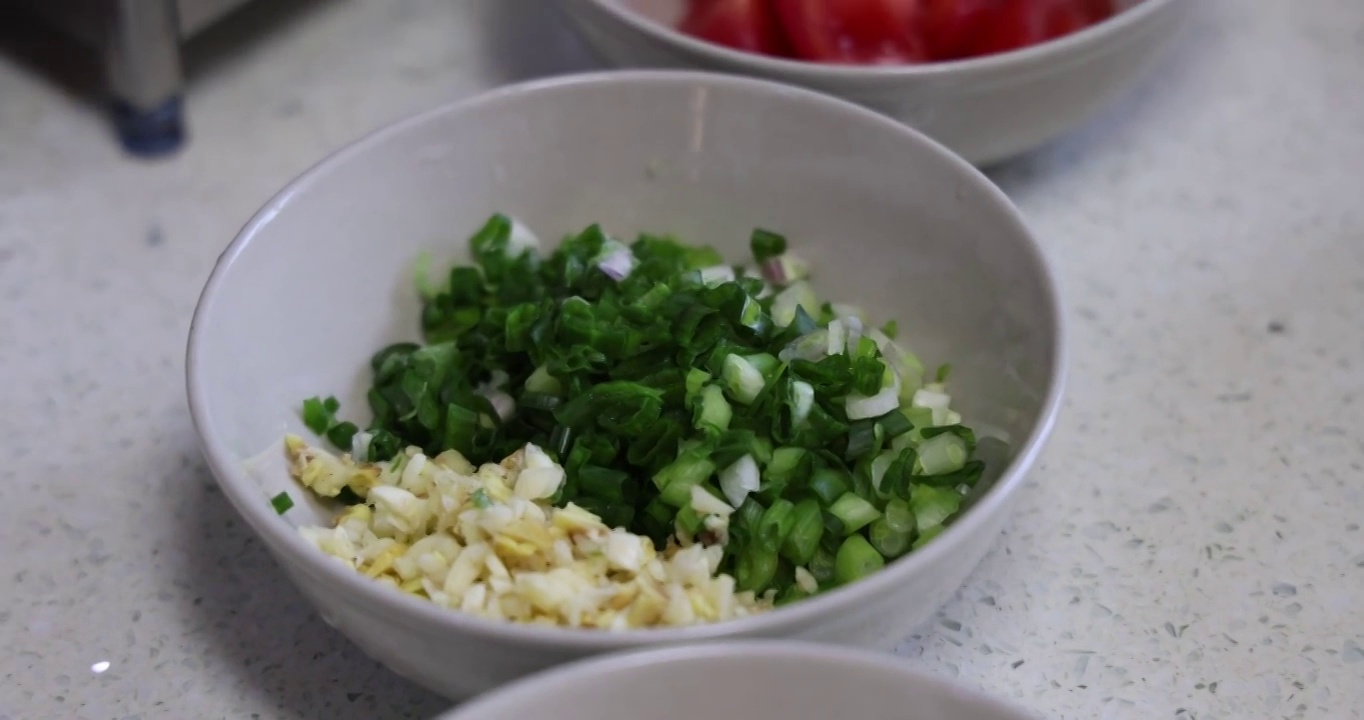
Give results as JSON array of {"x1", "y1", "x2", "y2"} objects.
[{"x1": 104, "y1": 0, "x2": 185, "y2": 156}]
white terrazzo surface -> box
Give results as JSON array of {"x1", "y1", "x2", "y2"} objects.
[{"x1": 1, "y1": 1, "x2": 1361, "y2": 718}]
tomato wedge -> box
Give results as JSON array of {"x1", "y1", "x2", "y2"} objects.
[
  {"x1": 677, "y1": 0, "x2": 1117, "y2": 64},
  {"x1": 920, "y1": 0, "x2": 996, "y2": 60},
  {"x1": 773, "y1": 0, "x2": 931, "y2": 65},
  {"x1": 947, "y1": 0, "x2": 1114, "y2": 59},
  {"x1": 679, "y1": 0, "x2": 789, "y2": 56}
]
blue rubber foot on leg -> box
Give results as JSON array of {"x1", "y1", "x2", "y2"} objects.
[{"x1": 113, "y1": 96, "x2": 185, "y2": 156}]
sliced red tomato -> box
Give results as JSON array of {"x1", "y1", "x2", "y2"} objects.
[
  {"x1": 1080, "y1": 0, "x2": 1118, "y2": 22},
  {"x1": 920, "y1": 0, "x2": 997, "y2": 60},
  {"x1": 773, "y1": 0, "x2": 931, "y2": 65},
  {"x1": 951, "y1": 0, "x2": 1113, "y2": 58},
  {"x1": 679, "y1": 0, "x2": 789, "y2": 56}
]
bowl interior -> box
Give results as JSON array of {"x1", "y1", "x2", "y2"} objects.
[
  {"x1": 442, "y1": 642, "x2": 1036, "y2": 720},
  {"x1": 191, "y1": 72, "x2": 1058, "y2": 549}
]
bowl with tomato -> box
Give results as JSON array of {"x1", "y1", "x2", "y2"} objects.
[{"x1": 559, "y1": 0, "x2": 1190, "y2": 165}]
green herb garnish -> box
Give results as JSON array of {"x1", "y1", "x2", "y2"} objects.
[
  {"x1": 302, "y1": 395, "x2": 359, "y2": 449},
  {"x1": 270, "y1": 491, "x2": 294, "y2": 515}
]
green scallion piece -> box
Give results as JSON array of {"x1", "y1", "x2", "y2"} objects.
[
  {"x1": 781, "y1": 498, "x2": 824, "y2": 565},
  {"x1": 737, "y1": 544, "x2": 779, "y2": 592},
  {"x1": 828, "y1": 492, "x2": 881, "y2": 535},
  {"x1": 834, "y1": 534, "x2": 885, "y2": 585},
  {"x1": 270, "y1": 491, "x2": 294, "y2": 515},
  {"x1": 868, "y1": 517, "x2": 911, "y2": 559},
  {"x1": 808, "y1": 546, "x2": 837, "y2": 585},
  {"x1": 883, "y1": 497, "x2": 915, "y2": 534},
  {"x1": 750, "y1": 229, "x2": 788, "y2": 263},
  {"x1": 809, "y1": 467, "x2": 851, "y2": 506}
]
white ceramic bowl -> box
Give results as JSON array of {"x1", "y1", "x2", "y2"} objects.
[
  {"x1": 559, "y1": 0, "x2": 1190, "y2": 165},
  {"x1": 439, "y1": 641, "x2": 1039, "y2": 720},
  {"x1": 186, "y1": 70, "x2": 1065, "y2": 700}
]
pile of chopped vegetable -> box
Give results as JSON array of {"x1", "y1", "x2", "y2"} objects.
[
  {"x1": 285, "y1": 436, "x2": 768, "y2": 628},
  {"x1": 295, "y1": 214, "x2": 984, "y2": 606}
]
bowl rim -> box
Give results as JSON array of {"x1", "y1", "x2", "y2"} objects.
[
  {"x1": 577, "y1": 0, "x2": 1181, "y2": 80},
  {"x1": 437, "y1": 640, "x2": 1038, "y2": 719},
  {"x1": 186, "y1": 69, "x2": 1067, "y2": 651}
]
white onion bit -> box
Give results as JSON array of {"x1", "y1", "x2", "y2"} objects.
[
  {"x1": 719, "y1": 455, "x2": 760, "y2": 508},
  {"x1": 596, "y1": 249, "x2": 636, "y2": 281},
  {"x1": 845, "y1": 388, "x2": 899, "y2": 420}
]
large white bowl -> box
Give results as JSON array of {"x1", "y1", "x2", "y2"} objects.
[
  {"x1": 440, "y1": 641, "x2": 1039, "y2": 720},
  {"x1": 559, "y1": 0, "x2": 1191, "y2": 165},
  {"x1": 186, "y1": 70, "x2": 1066, "y2": 700}
]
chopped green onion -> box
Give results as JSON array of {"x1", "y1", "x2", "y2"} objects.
[
  {"x1": 270, "y1": 491, "x2": 294, "y2": 515},
  {"x1": 910, "y1": 484, "x2": 962, "y2": 532},
  {"x1": 736, "y1": 496, "x2": 765, "y2": 532},
  {"x1": 719, "y1": 454, "x2": 760, "y2": 508},
  {"x1": 919, "y1": 423, "x2": 978, "y2": 450},
  {"x1": 326, "y1": 421, "x2": 359, "y2": 451},
  {"x1": 869, "y1": 450, "x2": 897, "y2": 497},
  {"x1": 722, "y1": 354, "x2": 765, "y2": 404},
  {"x1": 844, "y1": 420, "x2": 880, "y2": 461},
  {"x1": 690, "y1": 485, "x2": 733, "y2": 516},
  {"x1": 789, "y1": 380, "x2": 815, "y2": 426},
  {"x1": 781, "y1": 499, "x2": 823, "y2": 565},
  {"x1": 750, "y1": 228, "x2": 788, "y2": 263},
  {"x1": 916, "y1": 460, "x2": 986, "y2": 489},
  {"x1": 809, "y1": 467, "x2": 851, "y2": 506},
  {"x1": 694, "y1": 384, "x2": 733, "y2": 436},
  {"x1": 876, "y1": 410, "x2": 913, "y2": 440},
  {"x1": 524, "y1": 365, "x2": 562, "y2": 395},
  {"x1": 852, "y1": 356, "x2": 885, "y2": 397},
  {"x1": 834, "y1": 534, "x2": 885, "y2": 585},
  {"x1": 771, "y1": 280, "x2": 817, "y2": 328},
  {"x1": 809, "y1": 546, "x2": 837, "y2": 585},
  {"x1": 684, "y1": 367, "x2": 711, "y2": 407},
  {"x1": 868, "y1": 517, "x2": 911, "y2": 559},
  {"x1": 766, "y1": 447, "x2": 808, "y2": 482},
  {"x1": 912, "y1": 387, "x2": 951, "y2": 410},
  {"x1": 845, "y1": 387, "x2": 899, "y2": 420},
  {"x1": 828, "y1": 492, "x2": 881, "y2": 535},
  {"x1": 675, "y1": 505, "x2": 704, "y2": 537},
  {"x1": 743, "y1": 352, "x2": 780, "y2": 376},
  {"x1": 301, "y1": 395, "x2": 338, "y2": 434},
  {"x1": 654, "y1": 451, "x2": 716, "y2": 507},
  {"x1": 913, "y1": 525, "x2": 945, "y2": 550},
  {"x1": 899, "y1": 406, "x2": 934, "y2": 435},
  {"x1": 918, "y1": 432, "x2": 969, "y2": 475},
  {"x1": 736, "y1": 544, "x2": 779, "y2": 592},
  {"x1": 883, "y1": 497, "x2": 915, "y2": 534},
  {"x1": 470, "y1": 489, "x2": 492, "y2": 508},
  {"x1": 578, "y1": 465, "x2": 629, "y2": 501},
  {"x1": 297, "y1": 217, "x2": 984, "y2": 600},
  {"x1": 755, "y1": 498, "x2": 797, "y2": 550}
]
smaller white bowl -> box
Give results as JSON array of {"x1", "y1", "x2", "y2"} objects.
[
  {"x1": 559, "y1": 0, "x2": 1191, "y2": 165},
  {"x1": 440, "y1": 641, "x2": 1038, "y2": 720}
]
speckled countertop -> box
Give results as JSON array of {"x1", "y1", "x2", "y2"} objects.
[{"x1": 1, "y1": 1, "x2": 1360, "y2": 718}]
